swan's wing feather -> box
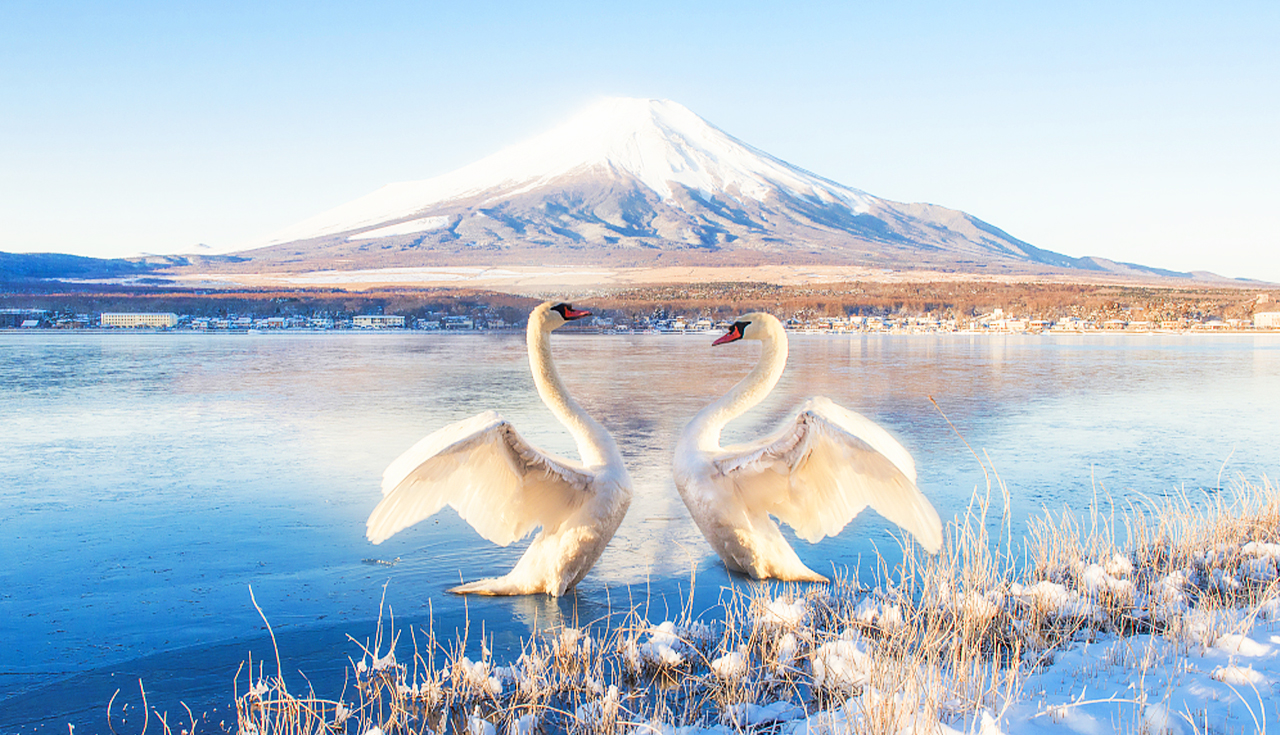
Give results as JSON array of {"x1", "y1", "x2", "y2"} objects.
[
  {"x1": 805, "y1": 397, "x2": 917, "y2": 483},
  {"x1": 367, "y1": 411, "x2": 594, "y2": 546},
  {"x1": 715, "y1": 399, "x2": 942, "y2": 552},
  {"x1": 380, "y1": 410, "x2": 506, "y2": 495}
]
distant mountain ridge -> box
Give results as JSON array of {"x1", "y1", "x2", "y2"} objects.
[
  {"x1": 3, "y1": 100, "x2": 1247, "y2": 283},
  {"x1": 231, "y1": 97, "x2": 1190, "y2": 277},
  {"x1": 0, "y1": 251, "x2": 244, "y2": 287}
]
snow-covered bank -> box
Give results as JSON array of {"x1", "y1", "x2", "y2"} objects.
[{"x1": 237, "y1": 479, "x2": 1280, "y2": 734}]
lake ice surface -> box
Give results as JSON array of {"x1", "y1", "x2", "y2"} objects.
[{"x1": 1, "y1": 331, "x2": 1277, "y2": 729}]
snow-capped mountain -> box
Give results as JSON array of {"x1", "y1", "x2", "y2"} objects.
[{"x1": 237, "y1": 98, "x2": 1093, "y2": 272}]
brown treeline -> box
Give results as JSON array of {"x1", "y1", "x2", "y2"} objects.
[
  {"x1": 591, "y1": 281, "x2": 1275, "y2": 323},
  {"x1": 2, "y1": 280, "x2": 1275, "y2": 323}
]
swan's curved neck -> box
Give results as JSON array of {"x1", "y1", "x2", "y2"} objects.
[
  {"x1": 528, "y1": 320, "x2": 621, "y2": 469},
  {"x1": 689, "y1": 320, "x2": 789, "y2": 451}
]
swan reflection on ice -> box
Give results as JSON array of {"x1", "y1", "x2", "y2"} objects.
[
  {"x1": 366, "y1": 302, "x2": 632, "y2": 596},
  {"x1": 674, "y1": 312, "x2": 944, "y2": 581}
]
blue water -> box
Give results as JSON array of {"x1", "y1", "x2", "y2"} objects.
[{"x1": 2, "y1": 331, "x2": 1278, "y2": 730}]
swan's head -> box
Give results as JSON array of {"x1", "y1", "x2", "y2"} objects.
[
  {"x1": 534, "y1": 301, "x2": 592, "y2": 331},
  {"x1": 713, "y1": 312, "x2": 779, "y2": 345}
]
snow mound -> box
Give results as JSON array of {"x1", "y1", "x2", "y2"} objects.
[
  {"x1": 854, "y1": 596, "x2": 905, "y2": 630},
  {"x1": 1213, "y1": 633, "x2": 1270, "y2": 657},
  {"x1": 775, "y1": 632, "x2": 800, "y2": 673},
  {"x1": 710, "y1": 647, "x2": 748, "y2": 679},
  {"x1": 455, "y1": 656, "x2": 503, "y2": 695},
  {"x1": 756, "y1": 598, "x2": 809, "y2": 628},
  {"x1": 1010, "y1": 580, "x2": 1099, "y2": 619},
  {"x1": 1079, "y1": 563, "x2": 1135, "y2": 597},
  {"x1": 624, "y1": 620, "x2": 711, "y2": 671},
  {"x1": 1210, "y1": 664, "x2": 1266, "y2": 685},
  {"x1": 810, "y1": 635, "x2": 873, "y2": 691}
]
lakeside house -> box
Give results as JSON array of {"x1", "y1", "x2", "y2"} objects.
[
  {"x1": 441, "y1": 315, "x2": 473, "y2": 329},
  {"x1": 0, "y1": 308, "x2": 49, "y2": 328},
  {"x1": 100, "y1": 312, "x2": 178, "y2": 328},
  {"x1": 1255, "y1": 311, "x2": 1280, "y2": 328},
  {"x1": 353, "y1": 315, "x2": 406, "y2": 329},
  {"x1": 6, "y1": 294, "x2": 1279, "y2": 334}
]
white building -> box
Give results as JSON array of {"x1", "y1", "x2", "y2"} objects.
[
  {"x1": 353, "y1": 314, "x2": 406, "y2": 329},
  {"x1": 1255, "y1": 311, "x2": 1280, "y2": 329},
  {"x1": 100, "y1": 313, "x2": 178, "y2": 328},
  {"x1": 441, "y1": 316, "x2": 473, "y2": 330}
]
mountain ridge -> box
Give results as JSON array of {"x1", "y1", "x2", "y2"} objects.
[
  {"x1": 228, "y1": 98, "x2": 1180, "y2": 278},
  {"x1": 67, "y1": 98, "x2": 1238, "y2": 282}
]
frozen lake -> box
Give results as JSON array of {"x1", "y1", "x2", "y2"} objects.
[{"x1": 2, "y1": 330, "x2": 1278, "y2": 730}]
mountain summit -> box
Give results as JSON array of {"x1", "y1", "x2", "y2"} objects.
[{"x1": 237, "y1": 98, "x2": 1129, "y2": 274}]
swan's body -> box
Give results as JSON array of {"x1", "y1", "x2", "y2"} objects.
[
  {"x1": 673, "y1": 312, "x2": 943, "y2": 582},
  {"x1": 366, "y1": 302, "x2": 631, "y2": 596}
]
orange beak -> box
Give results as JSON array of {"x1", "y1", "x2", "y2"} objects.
[{"x1": 713, "y1": 326, "x2": 742, "y2": 346}]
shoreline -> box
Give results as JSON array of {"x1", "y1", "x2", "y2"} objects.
[
  {"x1": 143, "y1": 264, "x2": 1280, "y2": 293},
  {"x1": 4, "y1": 327, "x2": 1279, "y2": 336}
]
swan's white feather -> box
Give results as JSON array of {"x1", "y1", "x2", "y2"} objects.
[
  {"x1": 676, "y1": 312, "x2": 944, "y2": 581},
  {"x1": 363, "y1": 301, "x2": 631, "y2": 596},
  {"x1": 803, "y1": 397, "x2": 916, "y2": 483},
  {"x1": 367, "y1": 410, "x2": 594, "y2": 546},
  {"x1": 714, "y1": 399, "x2": 942, "y2": 553}
]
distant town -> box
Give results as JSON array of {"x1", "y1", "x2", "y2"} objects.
[{"x1": 4, "y1": 299, "x2": 1279, "y2": 334}]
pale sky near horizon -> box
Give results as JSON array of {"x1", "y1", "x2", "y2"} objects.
[{"x1": 2, "y1": 1, "x2": 1277, "y2": 281}]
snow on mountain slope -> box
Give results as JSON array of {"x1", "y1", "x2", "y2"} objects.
[
  {"x1": 258, "y1": 98, "x2": 876, "y2": 247},
  {"x1": 233, "y1": 97, "x2": 1162, "y2": 275}
]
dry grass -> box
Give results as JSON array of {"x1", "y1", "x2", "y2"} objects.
[{"x1": 231, "y1": 476, "x2": 1280, "y2": 735}]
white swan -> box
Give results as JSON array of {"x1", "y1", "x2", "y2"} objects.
[
  {"x1": 673, "y1": 312, "x2": 943, "y2": 582},
  {"x1": 366, "y1": 302, "x2": 632, "y2": 596}
]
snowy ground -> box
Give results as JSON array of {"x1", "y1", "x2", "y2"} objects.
[
  {"x1": 252, "y1": 588, "x2": 1280, "y2": 735},
  {"x1": 566, "y1": 601, "x2": 1280, "y2": 735},
  {"x1": 243, "y1": 484, "x2": 1280, "y2": 735}
]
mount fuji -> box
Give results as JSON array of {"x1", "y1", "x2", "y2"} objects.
[{"x1": 230, "y1": 98, "x2": 1159, "y2": 276}]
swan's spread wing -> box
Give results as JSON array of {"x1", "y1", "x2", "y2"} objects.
[
  {"x1": 715, "y1": 398, "x2": 942, "y2": 552},
  {"x1": 367, "y1": 410, "x2": 594, "y2": 545}
]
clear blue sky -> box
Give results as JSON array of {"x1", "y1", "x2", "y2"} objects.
[{"x1": 2, "y1": 0, "x2": 1277, "y2": 281}]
